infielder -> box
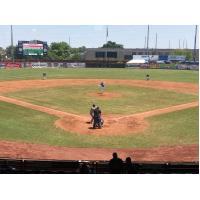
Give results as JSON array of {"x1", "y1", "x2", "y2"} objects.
[{"x1": 99, "y1": 81, "x2": 105, "y2": 93}]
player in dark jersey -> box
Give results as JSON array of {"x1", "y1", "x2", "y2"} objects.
[
  {"x1": 93, "y1": 106, "x2": 103, "y2": 129},
  {"x1": 90, "y1": 104, "x2": 97, "y2": 123}
]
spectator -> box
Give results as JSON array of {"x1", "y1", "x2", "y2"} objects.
[
  {"x1": 125, "y1": 157, "x2": 134, "y2": 174},
  {"x1": 109, "y1": 152, "x2": 123, "y2": 174},
  {"x1": 79, "y1": 163, "x2": 90, "y2": 174}
]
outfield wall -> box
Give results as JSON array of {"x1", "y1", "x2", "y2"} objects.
[{"x1": 0, "y1": 61, "x2": 199, "y2": 70}]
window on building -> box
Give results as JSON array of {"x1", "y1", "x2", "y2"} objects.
[
  {"x1": 124, "y1": 55, "x2": 132, "y2": 60},
  {"x1": 107, "y1": 51, "x2": 117, "y2": 58},
  {"x1": 95, "y1": 52, "x2": 105, "y2": 58}
]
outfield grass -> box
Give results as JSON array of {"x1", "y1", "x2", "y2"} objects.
[
  {"x1": 5, "y1": 85, "x2": 198, "y2": 115},
  {"x1": 0, "y1": 101, "x2": 198, "y2": 148},
  {"x1": 0, "y1": 68, "x2": 198, "y2": 83}
]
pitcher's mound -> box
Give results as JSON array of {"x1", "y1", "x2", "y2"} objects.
[{"x1": 87, "y1": 92, "x2": 122, "y2": 99}]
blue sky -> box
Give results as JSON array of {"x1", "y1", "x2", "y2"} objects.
[{"x1": 0, "y1": 25, "x2": 198, "y2": 49}]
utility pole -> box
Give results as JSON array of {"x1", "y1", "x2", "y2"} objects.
[
  {"x1": 146, "y1": 25, "x2": 149, "y2": 58},
  {"x1": 144, "y1": 36, "x2": 146, "y2": 49},
  {"x1": 183, "y1": 39, "x2": 185, "y2": 49},
  {"x1": 105, "y1": 26, "x2": 109, "y2": 67},
  {"x1": 193, "y1": 25, "x2": 198, "y2": 62},
  {"x1": 155, "y1": 33, "x2": 157, "y2": 54},
  {"x1": 11, "y1": 25, "x2": 14, "y2": 62},
  {"x1": 68, "y1": 36, "x2": 71, "y2": 46},
  {"x1": 179, "y1": 39, "x2": 181, "y2": 49}
]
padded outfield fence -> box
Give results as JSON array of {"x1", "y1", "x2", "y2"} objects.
[{"x1": 0, "y1": 61, "x2": 199, "y2": 70}]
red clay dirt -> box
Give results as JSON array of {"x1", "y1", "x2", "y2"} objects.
[
  {"x1": 0, "y1": 79, "x2": 199, "y2": 161},
  {"x1": 0, "y1": 140, "x2": 198, "y2": 162},
  {"x1": 0, "y1": 79, "x2": 198, "y2": 94}
]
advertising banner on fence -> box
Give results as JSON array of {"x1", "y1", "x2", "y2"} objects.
[
  {"x1": 31, "y1": 62, "x2": 48, "y2": 68},
  {"x1": 66, "y1": 63, "x2": 86, "y2": 68},
  {"x1": 5, "y1": 62, "x2": 22, "y2": 69},
  {"x1": 0, "y1": 62, "x2": 5, "y2": 69}
]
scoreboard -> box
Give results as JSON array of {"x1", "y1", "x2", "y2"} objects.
[{"x1": 18, "y1": 40, "x2": 48, "y2": 56}]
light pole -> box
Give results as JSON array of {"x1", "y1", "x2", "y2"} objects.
[
  {"x1": 105, "y1": 26, "x2": 108, "y2": 67},
  {"x1": 146, "y1": 25, "x2": 149, "y2": 58},
  {"x1": 11, "y1": 25, "x2": 14, "y2": 62},
  {"x1": 155, "y1": 33, "x2": 157, "y2": 54},
  {"x1": 193, "y1": 25, "x2": 198, "y2": 62}
]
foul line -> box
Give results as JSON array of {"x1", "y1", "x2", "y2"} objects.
[
  {"x1": 117, "y1": 101, "x2": 199, "y2": 120},
  {"x1": 0, "y1": 95, "x2": 83, "y2": 119}
]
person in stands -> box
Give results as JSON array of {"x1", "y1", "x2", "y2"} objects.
[
  {"x1": 124, "y1": 157, "x2": 134, "y2": 174},
  {"x1": 109, "y1": 152, "x2": 123, "y2": 174}
]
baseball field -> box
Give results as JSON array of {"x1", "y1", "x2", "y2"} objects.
[{"x1": 0, "y1": 68, "x2": 198, "y2": 162}]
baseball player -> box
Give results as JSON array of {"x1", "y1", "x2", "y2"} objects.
[
  {"x1": 93, "y1": 106, "x2": 103, "y2": 129},
  {"x1": 146, "y1": 74, "x2": 150, "y2": 81},
  {"x1": 90, "y1": 104, "x2": 97, "y2": 123},
  {"x1": 99, "y1": 81, "x2": 105, "y2": 93}
]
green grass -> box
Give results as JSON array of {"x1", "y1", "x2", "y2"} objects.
[
  {"x1": 0, "y1": 68, "x2": 198, "y2": 150},
  {"x1": 0, "y1": 68, "x2": 198, "y2": 83},
  {"x1": 0, "y1": 101, "x2": 198, "y2": 148},
  {"x1": 5, "y1": 85, "x2": 198, "y2": 115}
]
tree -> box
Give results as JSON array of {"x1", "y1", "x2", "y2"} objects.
[
  {"x1": 70, "y1": 48, "x2": 81, "y2": 60},
  {"x1": 5, "y1": 45, "x2": 19, "y2": 60},
  {"x1": 0, "y1": 47, "x2": 6, "y2": 61},
  {"x1": 69, "y1": 46, "x2": 86, "y2": 60},
  {"x1": 102, "y1": 41, "x2": 123, "y2": 48},
  {"x1": 47, "y1": 42, "x2": 86, "y2": 60},
  {"x1": 78, "y1": 46, "x2": 86, "y2": 52},
  {"x1": 171, "y1": 49, "x2": 193, "y2": 60},
  {"x1": 47, "y1": 42, "x2": 71, "y2": 60}
]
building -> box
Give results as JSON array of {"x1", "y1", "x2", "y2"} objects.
[{"x1": 83, "y1": 48, "x2": 199, "y2": 62}]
